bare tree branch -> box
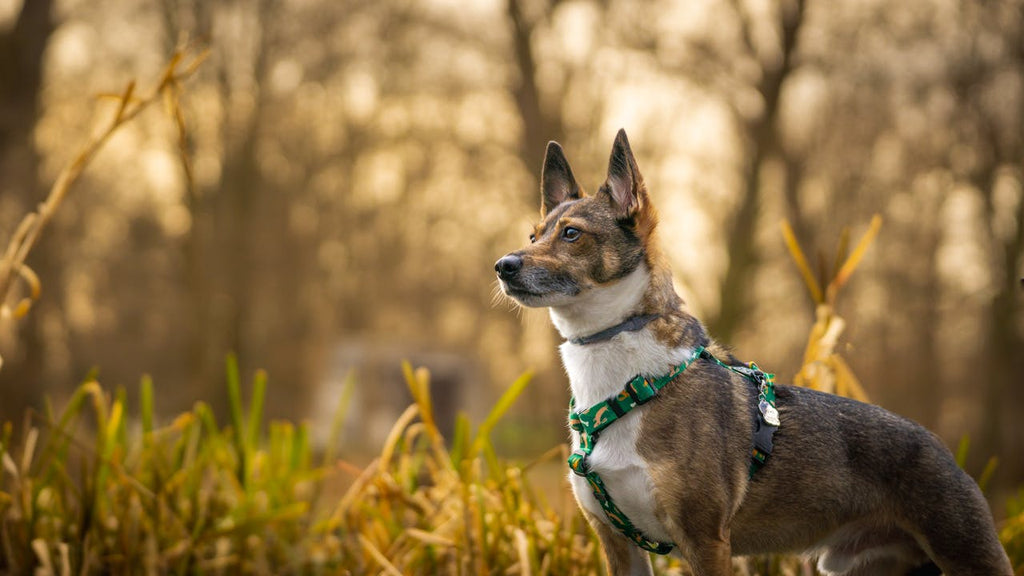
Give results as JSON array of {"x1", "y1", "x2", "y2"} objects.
[{"x1": 0, "y1": 47, "x2": 207, "y2": 371}]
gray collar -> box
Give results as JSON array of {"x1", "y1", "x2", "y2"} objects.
[{"x1": 569, "y1": 314, "x2": 660, "y2": 346}]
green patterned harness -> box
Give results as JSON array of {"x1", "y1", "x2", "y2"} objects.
[{"x1": 567, "y1": 346, "x2": 779, "y2": 554}]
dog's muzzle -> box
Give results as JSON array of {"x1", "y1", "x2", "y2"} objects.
[{"x1": 495, "y1": 254, "x2": 523, "y2": 281}]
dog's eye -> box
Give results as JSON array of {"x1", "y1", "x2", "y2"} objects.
[
  {"x1": 562, "y1": 227, "x2": 581, "y2": 242},
  {"x1": 529, "y1": 233, "x2": 536, "y2": 243}
]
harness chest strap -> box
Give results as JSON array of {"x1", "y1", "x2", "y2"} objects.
[{"x1": 567, "y1": 346, "x2": 780, "y2": 554}]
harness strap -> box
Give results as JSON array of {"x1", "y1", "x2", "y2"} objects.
[
  {"x1": 696, "y1": 349, "x2": 780, "y2": 477},
  {"x1": 569, "y1": 347, "x2": 701, "y2": 439},
  {"x1": 567, "y1": 347, "x2": 780, "y2": 554}
]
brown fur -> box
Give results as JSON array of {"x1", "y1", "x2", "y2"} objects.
[{"x1": 496, "y1": 130, "x2": 1012, "y2": 576}]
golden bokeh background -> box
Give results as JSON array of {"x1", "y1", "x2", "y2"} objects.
[{"x1": 1, "y1": 0, "x2": 1021, "y2": 500}]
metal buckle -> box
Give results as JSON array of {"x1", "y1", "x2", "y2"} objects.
[
  {"x1": 747, "y1": 367, "x2": 766, "y2": 386},
  {"x1": 568, "y1": 450, "x2": 590, "y2": 476},
  {"x1": 568, "y1": 414, "x2": 584, "y2": 432},
  {"x1": 626, "y1": 377, "x2": 657, "y2": 405},
  {"x1": 625, "y1": 381, "x2": 643, "y2": 405}
]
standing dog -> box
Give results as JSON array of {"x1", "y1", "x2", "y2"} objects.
[{"x1": 495, "y1": 130, "x2": 1011, "y2": 576}]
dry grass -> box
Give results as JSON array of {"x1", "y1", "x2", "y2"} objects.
[
  {"x1": 0, "y1": 358, "x2": 609, "y2": 575},
  {"x1": 2, "y1": 353, "x2": 1020, "y2": 575}
]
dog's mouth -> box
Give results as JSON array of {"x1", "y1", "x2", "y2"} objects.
[
  {"x1": 499, "y1": 274, "x2": 581, "y2": 308},
  {"x1": 500, "y1": 282, "x2": 544, "y2": 301}
]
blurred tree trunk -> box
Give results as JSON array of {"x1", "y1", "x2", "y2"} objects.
[
  {"x1": 0, "y1": 0, "x2": 56, "y2": 424},
  {"x1": 985, "y1": 1, "x2": 1024, "y2": 488},
  {"x1": 159, "y1": 0, "x2": 217, "y2": 402},
  {"x1": 506, "y1": 0, "x2": 564, "y2": 192},
  {"x1": 215, "y1": 66, "x2": 263, "y2": 378},
  {"x1": 203, "y1": 2, "x2": 274, "y2": 416},
  {"x1": 0, "y1": 0, "x2": 52, "y2": 156},
  {"x1": 952, "y1": 0, "x2": 1024, "y2": 485},
  {"x1": 983, "y1": 212, "x2": 1024, "y2": 482},
  {"x1": 977, "y1": 142, "x2": 1024, "y2": 486},
  {"x1": 883, "y1": 219, "x2": 944, "y2": 429},
  {"x1": 914, "y1": 231, "x2": 943, "y2": 429},
  {"x1": 158, "y1": 0, "x2": 279, "y2": 414},
  {"x1": 710, "y1": 0, "x2": 806, "y2": 342}
]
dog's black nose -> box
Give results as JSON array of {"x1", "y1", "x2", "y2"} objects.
[{"x1": 495, "y1": 254, "x2": 523, "y2": 280}]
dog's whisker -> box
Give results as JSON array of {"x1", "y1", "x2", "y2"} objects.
[
  {"x1": 490, "y1": 280, "x2": 527, "y2": 319},
  {"x1": 489, "y1": 282, "x2": 505, "y2": 308}
]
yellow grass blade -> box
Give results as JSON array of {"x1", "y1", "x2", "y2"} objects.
[
  {"x1": 406, "y1": 527, "x2": 457, "y2": 547},
  {"x1": 827, "y1": 214, "x2": 882, "y2": 304},
  {"x1": 977, "y1": 457, "x2": 998, "y2": 494},
  {"x1": 515, "y1": 528, "x2": 534, "y2": 576},
  {"x1": 380, "y1": 405, "x2": 420, "y2": 471},
  {"x1": 781, "y1": 219, "x2": 823, "y2": 304},
  {"x1": 325, "y1": 459, "x2": 380, "y2": 530},
  {"x1": 402, "y1": 362, "x2": 440, "y2": 440},
  {"x1": 113, "y1": 81, "x2": 136, "y2": 122},
  {"x1": 358, "y1": 533, "x2": 404, "y2": 576},
  {"x1": 830, "y1": 355, "x2": 870, "y2": 402},
  {"x1": 831, "y1": 226, "x2": 851, "y2": 281},
  {"x1": 471, "y1": 371, "x2": 532, "y2": 459},
  {"x1": 322, "y1": 370, "x2": 355, "y2": 467}
]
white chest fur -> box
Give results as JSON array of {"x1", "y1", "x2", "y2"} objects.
[
  {"x1": 560, "y1": 331, "x2": 694, "y2": 543},
  {"x1": 549, "y1": 264, "x2": 693, "y2": 543}
]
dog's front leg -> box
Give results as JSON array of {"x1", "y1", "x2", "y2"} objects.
[
  {"x1": 685, "y1": 537, "x2": 731, "y2": 576},
  {"x1": 660, "y1": 517, "x2": 732, "y2": 576},
  {"x1": 586, "y1": 512, "x2": 654, "y2": 576}
]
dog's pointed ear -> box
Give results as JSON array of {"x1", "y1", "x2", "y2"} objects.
[
  {"x1": 603, "y1": 129, "x2": 647, "y2": 220},
  {"x1": 541, "y1": 141, "x2": 582, "y2": 216}
]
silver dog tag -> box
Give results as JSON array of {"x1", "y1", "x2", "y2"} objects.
[{"x1": 759, "y1": 400, "x2": 781, "y2": 426}]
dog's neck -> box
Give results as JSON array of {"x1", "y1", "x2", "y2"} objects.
[
  {"x1": 549, "y1": 260, "x2": 707, "y2": 352},
  {"x1": 548, "y1": 265, "x2": 652, "y2": 342},
  {"x1": 551, "y1": 263, "x2": 704, "y2": 409}
]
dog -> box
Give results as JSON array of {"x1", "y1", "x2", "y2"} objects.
[{"x1": 495, "y1": 129, "x2": 1012, "y2": 576}]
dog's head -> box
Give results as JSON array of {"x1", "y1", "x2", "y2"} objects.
[{"x1": 495, "y1": 129, "x2": 659, "y2": 309}]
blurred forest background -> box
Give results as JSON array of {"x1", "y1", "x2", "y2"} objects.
[{"x1": 0, "y1": 0, "x2": 1022, "y2": 502}]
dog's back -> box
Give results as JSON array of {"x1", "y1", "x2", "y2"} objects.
[{"x1": 736, "y1": 385, "x2": 1006, "y2": 574}]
